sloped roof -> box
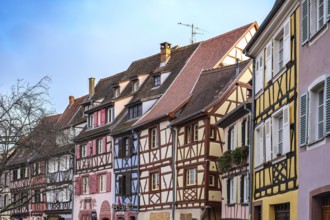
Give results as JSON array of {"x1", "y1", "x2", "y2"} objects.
[
  {"x1": 134, "y1": 23, "x2": 255, "y2": 128},
  {"x1": 171, "y1": 60, "x2": 251, "y2": 125},
  {"x1": 110, "y1": 43, "x2": 200, "y2": 135}
]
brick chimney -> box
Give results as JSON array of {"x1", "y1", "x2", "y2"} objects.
[
  {"x1": 160, "y1": 42, "x2": 171, "y2": 64},
  {"x1": 69, "y1": 96, "x2": 75, "y2": 105},
  {"x1": 89, "y1": 77, "x2": 95, "y2": 97}
]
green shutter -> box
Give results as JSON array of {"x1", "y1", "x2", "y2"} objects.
[
  {"x1": 302, "y1": 0, "x2": 310, "y2": 44},
  {"x1": 325, "y1": 75, "x2": 330, "y2": 134},
  {"x1": 300, "y1": 93, "x2": 308, "y2": 146}
]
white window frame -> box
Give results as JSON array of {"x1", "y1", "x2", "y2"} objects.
[
  {"x1": 242, "y1": 175, "x2": 248, "y2": 203},
  {"x1": 81, "y1": 145, "x2": 87, "y2": 158},
  {"x1": 114, "y1": 87, "x2": 120, "y2": 98},
  {"x1": 309, "y1": 82, "x2": 325, "y2": 142},
  {"x1": 97, "y1": 139, "x2": 103, "y2": 154},
  {"x1": 59, "y1": 155, "x2": 69, "y2": 171},
  {"x1": 151, "y1": 172, "x2": 160, "y2": 191},
  {"x1": 229, "y1": 178, "x2": 234, "y2": 204},
  {"x1": 272, "y1": 105, "x2": 290, "y2": 157},
  {"x1": 88, "y1": 114, "x2": 94, "y2": 128},
  {"x1": 48, "y1": 159, "x2": 57, "y2": 173},
  {"x1": 107, "y1": 107, "x2": 114, "y2": 123},
  {"x1": 132, "y1": 80, "x2": 139, "y2": 92},
  {"x1": 317, "y1": 0, "x2": 326, "y2": 30},
  {"x1": 186, "y1": 168, "x2": 196, "y2": 186},
  {"x1": 82, "y1": 177, "x2": 89, "y2": 194},
  {"x1": 209, "y1": 175, "x2": 215, "y2": 187},
  {"x1": 255, "y1": 123, "x2": 264, "y2": 167},
  {"x1": 193, "y1": 123, "x2": 199, "y2": 142},
  {"x1": 99, "y1": 174, "x2": 106, "y2": 193},
  {"x1": 255, "y1": 53, "x2": 264, "y2": 93},
  {"x1": 273, "y1": 19, "x2": 290, "y2": 76},
  {"x1": 150, "y1": 127, "x2": 158, "y2": 149}
]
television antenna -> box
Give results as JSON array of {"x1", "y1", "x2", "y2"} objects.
[{"x1": 177, "y1": 22, "x2": 208, "y2": 44}]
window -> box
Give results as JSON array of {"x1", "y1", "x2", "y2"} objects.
[
  {"x1": 97, "y1": 139, "x2": 103, "y2": 154},
  {"x1": 107, "y1": 107, "x2": 114, "y2": 123},
  {"x1": 210, "y1": 127, "x2": 216, "y2": 140},
  {"x1": 241, "y1": 175, "x2": 248, "y2": 203},
  {"x1": 228, "y1": 178, "x2": 234, "y2": 204},
  {"x1": 150, "y1": 127, "x2": 158, "y2": 149},
  {"x1": 88, "y1": 114, "x2": 94, "y2": 128},
  {"x1": 153, "y1": 75, "x2": 161, "y2": 87},
  {"x1": 81, "y1": 145, "x2": 87, "y2": 158},
  {"x1": 118, "y1": 174, "x2": 131, "y2": 196},
  {"x1": 186, "y1": 168, "x2": 196, "y2": 186},
  {"x1": 128, "y1": 104, "x2": 142, "y2": 119},
  {"x1": 21, "y1": 167, "x2": 27, "y2": 179},
  {"x1": 318, "y1": 89, "x2": 325, "y2": 139},
  {"x1": 273, "y1": 19, "x2": 290, "y2": 75},
  {"x1": 82, "y1": 176, "x2": 89, "y2": 194},
  {"x1": 193, "y1": 123, "x2": 198, "y2": 141},
  {"x1": 114, "y1": 86, "x2": 120, "y2": 98},
  {"x1": 132, "y1": 80, "x2": 139, "y2": 92},
  {"x1": 34, "y1": 189, "x2": 41, "y2": 203},
  {"x1": 228, "y1": 126, "x2": 235, "y2": 151},
  {"x1": 13, "y1": 169, "x2": 18, "y2": 181},
  {"x1": 151, "y1": 172, "x2": 160, "y2": 191},
  {"x1": 59, "y1": 155, "x2": 69, "y2": 171},
  {"x1": 301, "y1": 0, "x2": 329, "y2": 43},
  {"x1": 272, "y1": 105, "x2": 290, "y2": 157},
  {"x1": 61, "y1": 187, "x2": 70, "y2": 202},
  {"x1": 274, "y1": 203, "x2": 290, "y2": 220},
  {"x1": 186, "y1": 125, "x2": 192, "y2": 144},
  {"x1": 242, "y1": 119, "x2": 248, "y2": 146},
  {"x1": 124, "y1": 137, "x2": 130, "y2": 157},
  {"x1": 33, "y1": 162, "x2": 40, "y2": 176},
  {"x1": 209, "y1": 175, "x2": 215, "y2": 187},
  {"x1": 48, "y1": 159, "x2": 57, "y2": 173},
  {"x1": 99, "y1": 174, "x2": 106, "y2": 192}
]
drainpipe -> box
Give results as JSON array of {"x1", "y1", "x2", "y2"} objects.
[{"x1": 170, "y1": 126, "x2": 177, "y2": 220}]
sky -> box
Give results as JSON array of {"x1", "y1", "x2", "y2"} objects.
[{"x1": 0, "y1": 0, "x2": 274, "y2": 113}]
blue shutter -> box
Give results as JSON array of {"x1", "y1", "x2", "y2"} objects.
[
  {"x1": 300, "y1": 93, "x2": 309, "y2": 146},
  {"x1": 325, "y1": 75, "x2": 330, "y2": 134}
]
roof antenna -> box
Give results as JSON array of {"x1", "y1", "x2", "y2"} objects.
[{"x1": 177, "y1": 22, "x2": 208, "y2": 44}]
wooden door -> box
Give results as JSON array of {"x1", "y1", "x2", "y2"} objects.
[{"x1": 322, "y1": 205, "x2": 330, "y2": 220}]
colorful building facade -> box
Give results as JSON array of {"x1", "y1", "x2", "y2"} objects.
[
  {"x1": 244, "y1": 0, "x2": 300, "y2": 219},
  {"x1": 298, "y1": 0, "x2": 330, "y2": 219}
]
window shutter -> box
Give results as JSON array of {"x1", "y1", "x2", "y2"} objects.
[
  {"x1": 126, "y1": 174, "x2": 131, "y2": 195},
  {"x1": 255, "y1": 125, "x2": 264, "y2": 167},
  {"x1": 327, "y1": 0, "x2": 330, "y2": 19},
  {"x1": 93, "y1": 112, "x2": 98, "y2": 127},
  {"x1": 283, "y1": 105, "x2": 291, "y2": 153},
  {"x1": 302, "y1": 0, "x2": 310, "y2": 44},
  {"x1": 76, "y1": 146, "x2": 80, "y2": 159},
  {"x1": 92, "y1": 140, "x2": 97, "y2": 155},
  {"x1": 118, "y1": 138, "x2": 123, "y2": 158},
  {"x1": 283, "y1": 19, "x2": 291, "y2": 65},
  {"x1": 300, "y1": 93, "x2": 309, "y2": 146},
  {"x1": 118, "y1": 176, "x2": 123, "y2": 195},
  {"x1": 106, "y1": 172, "x2": 111, "y2": 192},
  {"x1": 265, "y1": 42, "x2": 272, "y2": 83},
  {"x1": 103, "y1": 137, "x2": 107, "y2": 153},
  {"x1": 100, "y1": 109, "x2": 106, "y2": 125},
  {"x1": 89, "y1": 175, "x2": 97, "y2": 194},
  {"x1": 325, "y1": 75, "x2": 330, "y2": 134},
  {"x1": 265, "y1": 118, "x2": 272, "y2": 161},
  {"x1": 74, "y1": 177, "x2": 81, "y2": 195}
]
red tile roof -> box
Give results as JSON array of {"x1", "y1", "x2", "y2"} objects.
[{"x1": 134, "y1": 23, "x2": 256, "y2": 127}]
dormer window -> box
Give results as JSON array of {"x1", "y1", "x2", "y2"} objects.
[
  {"x1": 153, "y1": 75, "x2": 161, "y2": 87},
  {"x1": 132, "y1": 80, "x2": 139, "y2": 92},
  {"x1": 114, "y1": 86, "x2": 120, "y2": 98},
  {"x1": 128, "y1": 104, "x2": 142, "y2": 119}
]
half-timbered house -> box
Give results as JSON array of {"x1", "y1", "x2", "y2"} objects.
[
  {"x1": 44, "y1": 95, "x2": 87, "y2": 220},
  {"x1": 0, "y1": 170, "x2": 11, "y2": 220},
  {"x1": 217, "y1": 103, "x2": 251, "y2": 220},
  {"x1": 298, "y1": 0, "x2": 330, "y2": 219},
  {"x1": 171, "y1": 60, "x2": 252, "y2": 220},
  {"x1": 6, "y1": 114, "x2": 61, "y2": 220},
  {"x1": 244, "y1": 0, "x2": 300, "y2": 219},
  {"x1": 134, "y1": 23, "x2": 257, "y2": 220},
  {"x1": 111, "y1": 42, "x2": 199, "y2": 220},
  {"x1": 73, "y1": 76, "x2": 122, "y2": 220}
]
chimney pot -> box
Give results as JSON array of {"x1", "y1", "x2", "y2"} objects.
[
  {"x1": 89, "y1": 77, "x2": 95, "y2": 97},
  {"x1": 160, "y1": 42, "x2": 171, "y2": 64},
  {"x1": 69, "y1": 96, "x2": 75, "y2": 105}
]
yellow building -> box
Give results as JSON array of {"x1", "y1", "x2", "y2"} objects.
[{"x1": 244, "y1": 0, "x2": 300, "y2": 219}]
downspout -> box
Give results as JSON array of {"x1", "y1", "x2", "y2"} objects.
[
  {"x1": 132, "y1": 129, "x2": 139, "y2": 218},
  {"x1": 246, "y1": 57, "x2": 256, "y2": 220},
  {"x1": 170, "y1": 126, "x2": 177, "y2": 220}
]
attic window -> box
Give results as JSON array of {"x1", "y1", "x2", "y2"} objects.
[
  {"x1": 153, "y1": 75, "x2": 161, "y2": 87},
  {"x1": 128, "y1": 104, "x2": 142, "y2": 119},
  {"x1": 114, "y1": 86, "x2": 120, "y2": 98},
  {"x1": 132, "y1": 80, "x2": 139, "y2": 92}
]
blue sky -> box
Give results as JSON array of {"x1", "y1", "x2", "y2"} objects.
[{"x1": 0, "y1": 0, "x2": 274, "y2": 113}]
